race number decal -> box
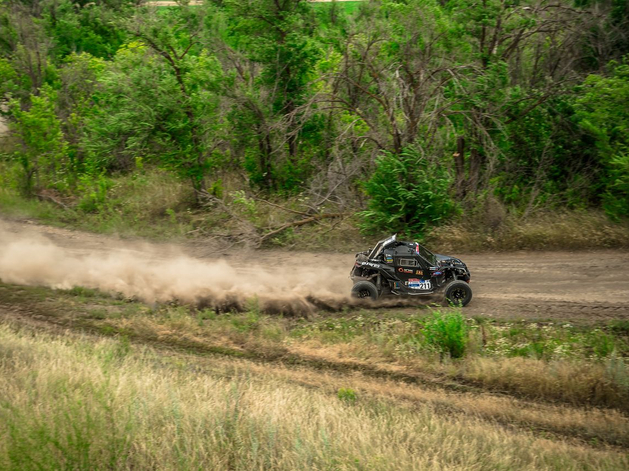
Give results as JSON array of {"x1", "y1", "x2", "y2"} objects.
[{"x1": 408, "y1": 279, "x2": 431, "y2": 290}]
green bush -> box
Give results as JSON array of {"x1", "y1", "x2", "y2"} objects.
[
  {"x1": 585, "y1": 329, "x2": 616, "y2": 359},
  {"x1": 421, "y1": 310, "x2": 468, "y2": 359},
  {"x1": 575, "y1": 60, "x2": 629, "y2": 220},
  {"x1": 76, "y1": 174, "x2": 112, "y2": 213},
  {"x1": 360, "y1": 147, "x2": 456, "y2": 238},
  {"x1": 9, "y1": 85, "x2": 69, "y2": 196},
  {"x1": 337, "y1": 387, "x2": 357, "y2": 403}
]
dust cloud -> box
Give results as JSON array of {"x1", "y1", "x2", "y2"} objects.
[{"x1": 0, "y1": 225, "x2": 358, "y2": 315}]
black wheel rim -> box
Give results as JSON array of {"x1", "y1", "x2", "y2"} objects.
[
  {"x1": 449, "y1": 287, "x2": 468, "y2": 303},
  {"x1": 358, "y1": 290, "x2": 371, "y2": 298}
]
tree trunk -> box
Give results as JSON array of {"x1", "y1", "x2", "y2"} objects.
[
  {"x1": 468, "y1": 146, "x2": 481, "y2": 195},
  {"x1": 258, "y1": 130, "x2": 274, "y2": 190},
  {"x1": 454, "y1": 136, "x2": 466, "y2": 200}
]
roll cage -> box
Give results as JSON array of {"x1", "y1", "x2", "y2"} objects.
[{"x1": 365, "y1": 234, "x2": 437, "y2": 268}]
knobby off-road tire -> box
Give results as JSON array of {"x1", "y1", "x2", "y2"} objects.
[
  {"x1": 351, "y1": 281, "x2": 379, "y2": 301},
  {"x1": 444, "y1": 280, "x2": 473, "y2": 307}
]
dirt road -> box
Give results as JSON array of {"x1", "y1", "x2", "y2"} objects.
[{"x1": 1, "y1": 218, "x2": 628, "y2": 321}]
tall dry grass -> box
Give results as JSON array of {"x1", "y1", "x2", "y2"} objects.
[
  {"x1": 3, "y1": 280, "x2": 627, "y2": 414},
  {"x1": 429, "y1": 210, "x2": 629, "y2": 253},
  {"x1": 461, "y1": 355, "x2": 629, "y2": 409},
  {"x1": 0, "y1": 168, "x2": 196, "y2": 239},
  {"x1": 61, "y1": 303, "x2": 629, "y2": 412},
  {"x1": 0, "y1": 324, "x2": 627, "y2": 470}
]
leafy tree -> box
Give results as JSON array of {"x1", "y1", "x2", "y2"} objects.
[
  {"x1": 42, "y1": 0, "x2": 131, "y2": 60},
  {"x1": 328, "y1": 0, "x2": 459, "y2": 155},
  {"x1": 576, "y1": 60, "x2": 629, "y2": 219},
  {"x1": 0, "y1": 57, "x2": 20, "y2": 99},
  {"x1": 81, "y1": 7, "x2": 225, "y2": 196},
  {"x1": 446, "y1": 0, "x2": 595, "y2": 198},
  {"x1": 0, "y1": 4, "x2": 57, "y2": 98},
  {"x1": 10, "y1": 85, "x2": 68, "y2": 195},
  {"x1": 1, "y1": 0, "x2": 628, "y2": 228},
  {"x1": 224, "y1": 0, "x2": 321, "y2": 190},
  {"x1": 57, "y1": 52, "x2": 106, "y2": 165}
]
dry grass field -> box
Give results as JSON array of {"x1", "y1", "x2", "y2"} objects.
[
  {"x1": 1, "y1": 321, "x2": 628, "y2": 470},
  {"x1": 1, "y1": 220, "x2": 629, "y2": 469}
]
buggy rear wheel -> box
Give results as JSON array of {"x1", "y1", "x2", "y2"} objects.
[
  {"x1": 351, "y1": 281, "x2": 379, "y2": 301},
  {"x1": 444, "y1": 280, "x2": 472, "y2": 307}
]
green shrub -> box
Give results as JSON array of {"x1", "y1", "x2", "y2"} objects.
[
  {"x1": 76, "y1": 174, "x2": 112, "y2": 213},
  {"x1": 610, "y1": 320, "x2": 629, "y2": 336},
  {"x1": 231, "y1": 311, "x2": 260, "y2": 334},
  {"x1": 585, "y1": 329, "x2": 616, "y2": 359},
  {"x1": 360, "y1": 147, "x2": 456, "y2": 238},
  {"x1": 421, "y1": 310, "x2": 468, "y2": 359},
  {"x1": 337, "y1": 388, "x2": 357, "y2": 403},
  {"x1": 9, "y1": 85, "x2": 69, "y2": 196},
  {"x1": 575, "y1": 61, "x2": 629, "y2": 220}
]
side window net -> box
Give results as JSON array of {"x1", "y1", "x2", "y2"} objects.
[{"x1": 398, "y1": 258, "x2": 417, "y2": 267}]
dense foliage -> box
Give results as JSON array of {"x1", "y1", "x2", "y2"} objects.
[
  {"x1": 360, "y1": 147, "x2": 455, "y2": 236},
  {"x1": 1, "y1": 0, "x2": 628, "y2": 236}
]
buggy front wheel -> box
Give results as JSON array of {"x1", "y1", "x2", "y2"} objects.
[{"x1": 444, "y1": 280, "x2": 472, "y2": 307}]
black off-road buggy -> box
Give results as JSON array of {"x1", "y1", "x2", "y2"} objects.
[{"x1": 350, "y1": 235, "x2": 473, "y2": 306}]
